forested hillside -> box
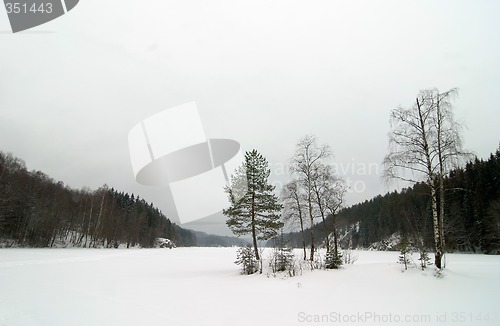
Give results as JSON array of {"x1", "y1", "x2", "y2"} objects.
[
  {"x1": 285, "y1": 148, "x2": 500, "y2": 254},
  {"x1": 0, "y1": 151, "x2": 196, "y2": 248}
]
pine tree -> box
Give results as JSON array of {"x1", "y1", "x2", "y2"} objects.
[
  {"x1": 224, "y1": 150, "x2": 283, "y2": 261},
  {"x1": 325, "y1": 249, "x2": 343, "y2": 269},
  {"x1": 418, "y1": 247, "x2": 432, "y2": 270},
  {"x1": 398, "y1": 235, "x2": 411, "y2": 270}
]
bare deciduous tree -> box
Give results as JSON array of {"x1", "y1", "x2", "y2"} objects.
[
  {"x1": 290, "y1": 135, "x2": 330, "y2": 262},
  {"x1": 311, "y1": 163, "x2": 332, "y2": 253},
  {"x1": 432, "y1": 89, "x2": 472, "y2": 263},
  {"x1": 384, "y1": 88, "x2": 470, "y2": 270},
  {"x1": 323, "y1": 169, "x2": 348, "y2": 265},
  {"x1": 281, "y1": 180, "x2": 307, "y2": 260},
  {"x1": 311, "y1": 164, "x2": 347, "y2": 256}
]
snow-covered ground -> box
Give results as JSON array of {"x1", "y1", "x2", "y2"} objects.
[{"x1": 0, "y1": 248, "x2": 499, "y2": 326}]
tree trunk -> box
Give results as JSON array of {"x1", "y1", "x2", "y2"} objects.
[
  {"x1": 93, "y1": 190, "x2": 107, "y2": 247},
  {"x1": 251, "y1": 193, "x2": 259, "y2": 261},
  {"x1": 417, "y1": 97, "x2": 443, "y2": 270},
  {"x1": 332, "y1": 216, "x2": 339, "y2": 259},
  {"x1": 431, "y1": 181, "x2": 442, "y2": 269},
  {"x1": 84, "y1": 197, "x2": 94, "y2": 248},
  {"x1": 292, "y1": 188, "x2": 307, "y2": 260},
  {"x1": 439, "y1": 174, "x2": 446, "y2": 268},
  {"x1": 436, "y1": 96, "x2": 446, "y2": 268},
  {"x1": 322, "y1": 217, "x2": 329, "y2": 253},
  {"x1": 315, "y1": 190, "x2": 329, "y2": 253},
  {"x1": 300, "y1": 216, "x2": 307, "y2": 260},
  {"x1": 308, "y1": 193, "x2": 315, "y2": 262}
]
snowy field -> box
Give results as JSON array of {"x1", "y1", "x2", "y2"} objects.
[{"x1": 0, "y1": 248, "x2": 499, "y2": 326}]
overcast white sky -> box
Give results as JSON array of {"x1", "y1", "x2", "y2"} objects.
[{"x1": 1, "y1": 0, "x2": 499, "y2": 235}]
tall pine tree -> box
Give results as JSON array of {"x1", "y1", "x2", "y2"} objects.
[{"x1": 224, "y1": 149, "x2": 283, "y2": 261}]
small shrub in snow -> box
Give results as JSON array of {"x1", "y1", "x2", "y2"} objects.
[
  {"x1": 268, "y1": 229, "x2": 303, "y2": 277},
  {"x1": 269, "y1": 247, "x2": 301, "y2": 277},
  {"x1": 308, "y1": 250, "x2": 322, "y2": 270},
  {"x1": 433, "y1": 267, "x2": 445, "y2": 278},
  {"x1": 412, "y1": 236, "x2": 432, "y2": 270},
  {"x1": 235, "y1": 245, "x2": 259, "y2": 275},
  {"x1": 325, "y1": 250, "x2": 343, "y2": 269},
  {"x1": 398, "y1": 235, "x2": 411, "y2": 271},
  {"x1": 156, "y1": 238, "x2": 175, "y2": 249},
  {"x1": 342, "y1": 247, "x2": 358, "y2": 265},
  {"x1": 418, "y1": 248, "x2": 432, "y2": 270},
  {"x1": 271, "y1": 246, "x2": 294, "y2": 272}
]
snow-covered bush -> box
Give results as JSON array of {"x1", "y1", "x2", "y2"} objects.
[
  {"x1": 156, "y1": 238, "x2": 175, "y2": 249},
  {"x1": 325, "y1": 250, "x2": 343, "y2": 269},
  {"x1": 235, "y1": 245, "x2": 259, "y2": 275},
  {"x1": 267, "y1": 230, "x2": 302, "y2": 277},
  {"x1": 269, "y1": 246, "x2": 299, "y2": 277},
  {"x1": 342, "y1": 247, "x2": 358, "y2": 265}
]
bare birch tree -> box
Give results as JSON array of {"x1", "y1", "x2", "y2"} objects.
[
  {"x1": 290, "y1": 135, "x2": 331, "y2": 262},
  {"x1": 281, "y1": 180, "x2": 307, "y2": 260},
  {"x1": 323, "y1": 170, "x2": 348, "y2": 265},
  {"x1": 311, "y1": 163, "x2": 347, "y2": 255},
  {"x1": 383, "y1": 88, "x2": 469, "y2": 270},
  {"x1": 311, "y1": 163, "x2": 332, "y2": 253},
  {"x1": 432, "y1": 89, "x2": 472, "y2": 265}
]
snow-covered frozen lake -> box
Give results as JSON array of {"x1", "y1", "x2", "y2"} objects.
[{"x1": 1, "y1": 248, "x2": 499, "y2": 326}]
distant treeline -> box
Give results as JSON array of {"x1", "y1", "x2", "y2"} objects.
[
  {"x1": 0, "y1": 151, "x2": 196, "y2": 248},
  {"x1": 194, "y1": 231, "x2": 250, "y2": 247},
  {"x1": 284, "y1": 148, "x2": 500, "y2": 254}
]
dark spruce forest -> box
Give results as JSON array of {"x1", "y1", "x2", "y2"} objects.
[
  {"x1": 284, "y1": 147, "x2": 500, "y2": 254},
  {"x1": 1, "y1": 148, "x2": 499, "y2": 253}
]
